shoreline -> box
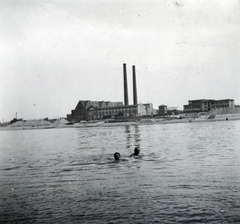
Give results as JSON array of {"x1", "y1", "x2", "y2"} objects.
[{"x1": 1, "y1": 114, "x2": 240, "y2": 131}]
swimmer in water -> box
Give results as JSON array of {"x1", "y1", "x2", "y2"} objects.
[
  {"x1": 114, "y1": 152, "x2": 121, "y2": 161},
  {"x1": 130, "y1": 147, "x2": 140, "y2": 157}
]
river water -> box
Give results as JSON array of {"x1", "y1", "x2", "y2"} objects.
[{"x1": 1, "y1": 120, "x2": 240, "y2": 223}]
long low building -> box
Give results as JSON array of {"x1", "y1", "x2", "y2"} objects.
[
  {"x1": 66, "y1": 100, "x2": 153, "y2": 122},
  {"x1": 183, "y1": 99, "x2": 235, "y2": 112},
  {"x1": 89, "y1": 103, "x2": 138, "y2": 120},
  {"x1": 67, "y1": 100, "x2": 121, "y2": 122}
]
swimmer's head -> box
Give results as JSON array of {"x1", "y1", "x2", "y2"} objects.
[
  {"x1": 134, "y1": 147, "x2": 140, "y2": 155},
  {"x1": 114, "y1": 152, "x2": 121, "y2": 161}
]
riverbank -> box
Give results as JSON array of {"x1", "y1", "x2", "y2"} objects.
[{"x1": 1, "y1": 113, "x2": 240, "y2": 131}]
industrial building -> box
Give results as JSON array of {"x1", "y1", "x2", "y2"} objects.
[
  {"x1": 183, "y1": 99, "x2": 235, "y2": 113},
  {"x1": 66, "y1": 64, "x2": 153, "y2": 122}
]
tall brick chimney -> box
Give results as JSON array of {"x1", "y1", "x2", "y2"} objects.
[
  {"x1": 132, "y1": 65, "x2": 138, "y2": 105},
  {"x1": 123, "y1": 63, "x2": 129, "y2": 106}
]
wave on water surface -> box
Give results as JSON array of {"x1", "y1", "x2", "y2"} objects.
[{"x1": 1, "y1": 121, "x2": 240, "y2": 223}]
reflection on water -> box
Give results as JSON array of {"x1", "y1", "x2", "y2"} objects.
[
  {"x1": 125, "y1": 125, "x2": 141, "y2": 152},
  {"x1": 1, "y1": 121, "x2": 240, "y2": 223}
]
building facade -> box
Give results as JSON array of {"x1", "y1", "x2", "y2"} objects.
[
  {"x1": 143, "y1": 103, "x2": 154, "y2": 116},
  {"x1": 66, "y1": 100, "x2": 150, "y2": 122},
  {"x1": 93, "y1": 104, "x2": 151, "y2": 119},
  {"x1": 158, "y1": 105, "x2": 167, "y2": 115},
  {"x1": 183, "y1": 99, "x2": 234, "y2": 113},
  {"x1": 67, "y1": 100, "x2": 123, "y2": 122}
]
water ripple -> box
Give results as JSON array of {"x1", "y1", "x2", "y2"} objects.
[{"x1": 1, "y1": 121, "x2": 240, "y2": 223}]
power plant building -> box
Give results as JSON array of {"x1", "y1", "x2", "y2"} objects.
[{"x1": 66, "y1": 64, "x2": 150, "y2": 122}]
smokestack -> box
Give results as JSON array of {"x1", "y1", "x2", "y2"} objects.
[
  {"x1": 123, "y1": 63, "x2": 129, "y2": 105},
  {"x1": 132, "y1": 65, "x2": 138, "y2": 105}
]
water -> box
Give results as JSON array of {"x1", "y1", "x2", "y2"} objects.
[{"x1": 1, "y1": 121, "x2": 240, "y2": 223}]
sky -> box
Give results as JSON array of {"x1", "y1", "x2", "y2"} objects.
[{"x1": 1, "y1": 0, "x2": 240, "y2": 121}]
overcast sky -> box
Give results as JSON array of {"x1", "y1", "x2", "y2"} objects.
[{"x1": 1, "y1": 0, "x2": 240, "y2": 121}]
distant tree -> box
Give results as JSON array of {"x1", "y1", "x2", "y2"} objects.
[
  {"x1": 10, "y1": 118, "x2": 23, "y2": 124},
  {"x1": 10, "y1": 118, "x2": 18, "y2": 124}
]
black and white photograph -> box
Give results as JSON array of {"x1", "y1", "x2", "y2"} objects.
[{"x1": 1, "y1": 0, "x2": 240, "y2": 223}]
